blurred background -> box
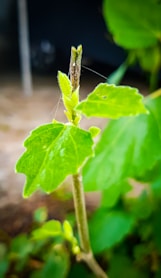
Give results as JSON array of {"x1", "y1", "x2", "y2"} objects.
[{"x1": 0, "y1": 0, "x2": 126, "y2": 75}]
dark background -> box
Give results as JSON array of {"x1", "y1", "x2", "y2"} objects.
[{"x1": 0, "y1": 0, "x2": 126, "y2": 74}]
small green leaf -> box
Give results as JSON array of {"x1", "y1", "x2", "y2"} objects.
[
  {"x1": 76, "y1": 83, "x2": 148, "y2": 119},
  {"x1": 33, "y1": 207, "x2": 48, "y2": 223},
  {"x1": 57, "y1": 71, "x2": 72, "y2": 97},
  {"x1": 32, "y1": 220, "x2": 62, "y2": 240},
  {"x1": 88, "y1": 126, "x2": 101, "y2": 138},
  {"x1": 107, "y1": 61, "x2": 128, "y2": 85},
  {"x1": 63, "y1": 220, "x2": 73, "y2": 241},
  {"x1": 89, "y1": 209, "x2": 135, "y2": 253},
  {"x1": 63, "y1": 220, "x2": 80, "y2": 255},
  {"x1": 16, "y1": 122, "x2": 93, "y2": 197}
]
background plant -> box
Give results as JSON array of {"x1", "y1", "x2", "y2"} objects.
[{"x1": 103, "y1": 0, "x2": 161, "y2": 90}]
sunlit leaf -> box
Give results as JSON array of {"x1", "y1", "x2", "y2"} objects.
[
  {"x1": 16, "y1": 122, "x2": 93, "y2": 197},
  {"x1": 76, "y1": 83, "x2": 148, "y2": 119},
  {"x1": 83, "y1": 96, "x2": 161, "y2": 191},
  {"x1": 57, "y1": 71, "x2": 72, "y2": 97}
]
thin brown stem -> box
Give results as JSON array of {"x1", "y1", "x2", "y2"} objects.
[{"x1": 72, "y1": 174, "x2": 108, "y2": 278}]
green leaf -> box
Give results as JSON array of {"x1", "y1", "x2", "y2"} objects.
[
  {"x1": 83, "y1": 96, "x2": 161, "y2": 191},
  {"x1": 151, "y1": 172, "x2": 161, "y2": 197},
  {"x1": 31, "y1": 246, "x2": 70, "y2": 278},
  {"x1": 16, "y1": 122, "x2": 93, "y2": 197},
  {"x1": 63, "y1": 220, "x2": 73, "y2": 241},
  {"x1": 103, "y1": 0, "x2": 161, "y2": 49},
  {"x1": 88, "y1": 126, "x2": 101, "y2": 138},
  {"x1": 41, "y1": 252, "x2": 69, "y2": 278},
  {"x1": 10, "y1": 234, "x2": 33, "y2": 271},
  {"x1": 76, "y1": 83, "x2": 148, "y2": 119},
  {"x1": 101, "y1": 180, "x2": 132, "y2": 208},
  {"x1": 134, "y1": 46, "x2": 161, "y2": 73},
  {"x1": 0, "y1": 259, "x2": 8, "y2": 278},
  {"x1": 107, "y1": 61, "x2": 128, "y2": 85},
  {"x1": 33, "y1": 207, "x2": 48, "y2": 223},
  {"x1": 10, "y1": 234, "x2": 33, "y2": 258},
  {"x1": 32, "y1": 220, "x2": 62, "y2": 240},
  {"x1": 89, "y1": 209, "x2": 135, "y2": 253},
  {"x1": 129, "y1": 190, "x2": 154, "y2": 220},
  {"x1": 57, "y1": 71, "x2": 72, "y2": 97}
]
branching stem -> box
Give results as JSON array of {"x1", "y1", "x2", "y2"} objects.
[{"x1": 70, "y1": 45, "x2": 108, "y2": 278}]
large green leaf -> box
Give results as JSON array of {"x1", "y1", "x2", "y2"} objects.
[
  {"x1": 16, "y1": 122, "x2": 93, "y2": 197},
  {"x1": 83, "y1": 96, "x2": 161, "y2": 191},
  {"x1": 89, "y1": 209, "x2": 135, "y2": 254},
  {"x1": 76, "y1": 83, "x2": 148, "y2": 119},
  {"x1": 103, "y1": 0, "x2": 161, "y2": 49}
]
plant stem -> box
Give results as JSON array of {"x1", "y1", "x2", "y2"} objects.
[
  {"x1": 70, "y1": 46, "x2": 108, "y2": 278},
  {"x1": 72, "y1": 174, "x2": 108, "y2": 278},
  {"x1": 72, "y1": 173, "x2": 91, "y2": 252},
  {"x1": 148, "y1": 88, "x2": 161, "y2": 99}
]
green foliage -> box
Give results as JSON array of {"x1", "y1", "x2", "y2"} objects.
[
  {"x1": 0, "y1": 243, "x2": 8, "y2": 278},
  {"x1": 14, "y1": 45, "x2": 161, "y2": 277},
  {"x1": 33, "y1": 207, "x2": 48, "y2": 223},
  {"x1": 83, "y1": 96, "x2": 161, "y2": 191},
  {"x1": 76, "y1": 83, "x2": 148, "y2": 118},
  {"x1": 103, "y1": 0, "x2": 161, "y2": 89},
  {"x1": 16, "y1": 122, "x2": 93, "y2": 197},
  {"x1": 103, "y1": 0, "x2": 161, "y2": 49},
  {"x1": 89, "y1": 209, "x2": 135, "y2": 254},
  {"x1": 107, "y1": 61, "x2": 128, "y2": 85},
  {"x1": 32, "y1": 220, "x2": 62, "y2": 239},
  {"x1": 108, "y1": 255, "x2": 147, "y2": 278}
]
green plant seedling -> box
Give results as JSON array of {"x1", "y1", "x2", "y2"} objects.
[{"x1": 15, "y1": 45, "x2": 148, "y2": 277}]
